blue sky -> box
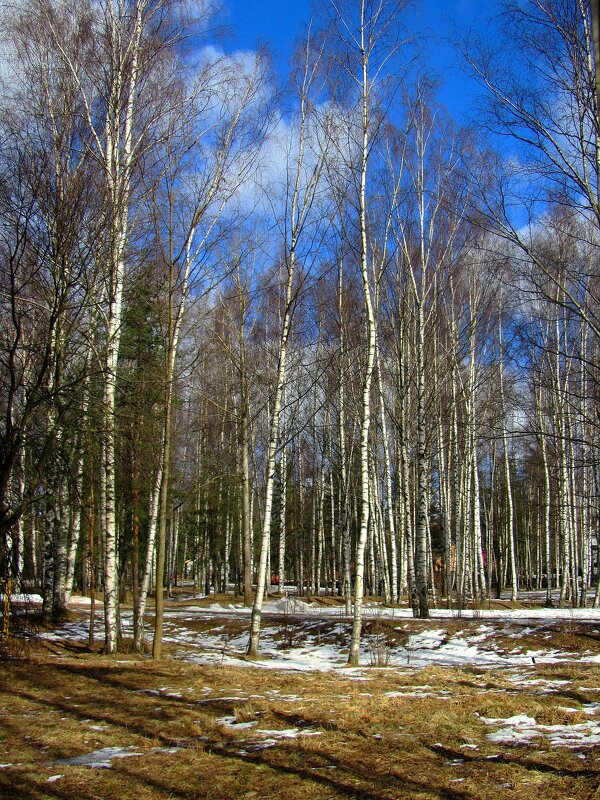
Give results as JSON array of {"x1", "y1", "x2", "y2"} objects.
[{"x1": 223, "y1": 0, "x2": 497, "y2": 122}]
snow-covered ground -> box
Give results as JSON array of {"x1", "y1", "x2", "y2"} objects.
[{"x1": 40, "y1": 592, "x2": 600, "y2": 675}]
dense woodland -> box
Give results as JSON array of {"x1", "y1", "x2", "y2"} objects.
[{"x1": 0, "y1": 0, "x2": 598, "y2": 662}]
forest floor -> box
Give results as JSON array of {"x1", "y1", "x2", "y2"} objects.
[{"x1": 2, "y1": 589, "x2": 600, "y2": 799}]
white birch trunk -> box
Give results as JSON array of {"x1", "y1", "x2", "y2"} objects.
[
  {"x1": 348, "y1": 24, "x2": 378, "y2": 664},
  {"x1": 102, "y1": 0, "x2": 144, "y2": 653},
  {"x1": 247, "y1": 289, "x2": 293, "y2": 655},
  {"x1": 133, "y1": 457, "x2": 162, "y2": 651}
]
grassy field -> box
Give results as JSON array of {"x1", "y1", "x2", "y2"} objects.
[{"x1": 2, "y1": 601, "x2": 600, "y2": 800}]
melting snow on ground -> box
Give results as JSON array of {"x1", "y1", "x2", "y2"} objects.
[
  {"x1": 216, "y1": 717, "x2": 258, "y2": 730},
  {"x1": 480, "y1": 713, "x2": 600, "y2": 747},
  {"x1": 51, "y1": 746, "x2": 180, "y2": 769},
  {"x1": 37, "y1": 591, "x2": 600, "y2": 675}
]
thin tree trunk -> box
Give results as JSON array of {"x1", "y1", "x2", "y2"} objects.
[
  {"x1": 278, "y1": 435, "x2": 287, "y2": 594},
  {"x1": 348, "y1": 24, "x2": 378, "y2": 664},
  {"x1": 247, "y1": 36, "x2": 324, "y2": 655},
  {"x1": 499, "y1": 315, "x2": 518, "y2": 602}
]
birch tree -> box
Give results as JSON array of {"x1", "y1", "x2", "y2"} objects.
[
  {"x1": 324, "y1": 0, "x2": 409, "y2": 663},
  {"x1": 247, "y1": 27, "x2": 328, "y2": 656}
]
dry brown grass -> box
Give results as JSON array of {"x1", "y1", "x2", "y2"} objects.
[{"x1": 2, "y1": 612, "x2": 600, "y2": 800}]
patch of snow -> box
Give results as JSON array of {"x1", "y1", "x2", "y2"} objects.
[
  {"x1": 176, "y1": 641, "x2": 359, "y2": 674},
  {"x1": 54, "y1": 746, "x2": 143, "y2": 768},
  {"x1": 482, "y1": 714, "x2": 600, "y2": 748},
  {"x1": 47, "y1": 775, "x2": 62, "y2": 782},
  {"x1": 487, "y1": 727, "x2": 535, "y2": 744},
  {"x1": 216, "y1": 717, "x2": 257, "y2": 730},
  {"x1": 205, "y1": 603, "x2": 249, "y2": 614},
  {"x1": 256, "y1": 728, "x2": 323, "y2": 738},
  {"x1": 52, "y1": 745, "x2": 180, "y2": 769},
  {"x1": 9, "y1": 593, "x2": 42, "y2": 604},
  {"x1": 269, "y1": 597, "x2": 313, "y2": 614},
  {"x1": 407, "y1": 630, "x2": 446, "y2": 649}
]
